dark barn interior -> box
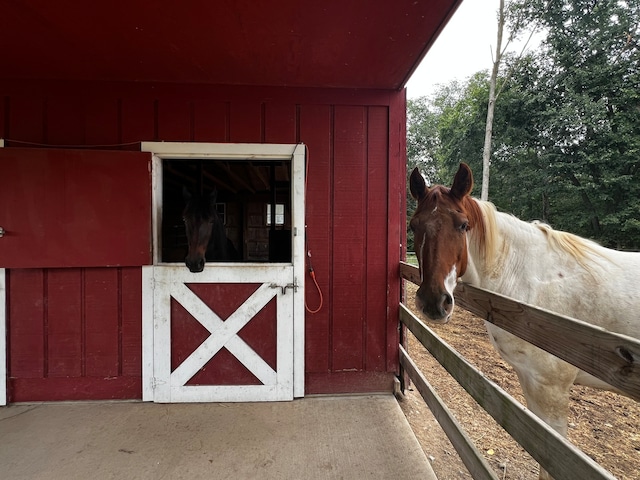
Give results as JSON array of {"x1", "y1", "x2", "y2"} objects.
[{"x1": 162, "y1": 159, "x2": 292, "y2": 263}]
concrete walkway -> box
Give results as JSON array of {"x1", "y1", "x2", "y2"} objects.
[{"x1": 0, "y1": 395, "x2": 437, "y2": 480}]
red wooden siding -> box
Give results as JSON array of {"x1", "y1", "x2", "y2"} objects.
[
  {"x1": 7, "y1": 268, "x2": 142, "y2": 402},
  {"x1": 299, "y1": 105, "x2": 332, "y2": 376},
  {"x1": 0, "y1": 80, "x2": 405, "y2": 398},
  {"x1": 367, "y1": 106, "x2": 393, "y2": 372},
  {"x1": 193, "y1": 100, "x2": 229, "y2": 142},
  {"x1": 386, "y1": 90, "x2": 406, "y2": 373},
  {"x1": 0, "y1": 148, "x2": 151, "y2": 269},
  {"x1": 332, "y1": 106, "x2": 367, "y2": 371}
]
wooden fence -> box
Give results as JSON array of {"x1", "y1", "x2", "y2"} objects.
[{"x1": 399, "y1": 261, "x2": 640, "y2": 480}]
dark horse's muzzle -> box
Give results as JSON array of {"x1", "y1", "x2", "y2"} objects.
[{"x1": 185, "y1": 255, "x2": 205, "y2": 273}]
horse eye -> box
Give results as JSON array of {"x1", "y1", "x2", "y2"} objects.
[{"x1": 459, "y1": 221, "x2": 469, "y2": 232}]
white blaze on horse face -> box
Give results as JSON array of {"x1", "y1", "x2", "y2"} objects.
[
  {"x1": 418, "y1": 234, "x2": 427, "y2": 282},
  {"x1": 444, "y1": 265, "x2": 457, "y2": 319}
]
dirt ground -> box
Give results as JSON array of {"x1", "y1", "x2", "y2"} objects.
[{"x1": 398, "y1": 283, "x2": 640, "y2": 480}]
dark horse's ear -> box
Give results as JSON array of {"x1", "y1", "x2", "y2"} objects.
[
  {"x1": 409, "y1": 167, "x2": 428, "y2": 201},
  {"x1": 450, "y1": 163, "x2": 473, "y2": 200},
  {"x1": 208, "y1": 188, "x2": 218, "y2": 206},
  {"x1": 182, "y1": 186, "x2": 192, "y2": 203}
]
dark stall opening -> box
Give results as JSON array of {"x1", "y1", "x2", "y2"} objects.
[{"x1": 162, "y1": 159, "x2": 292, "y2": 264}]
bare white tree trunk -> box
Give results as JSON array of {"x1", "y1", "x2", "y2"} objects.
[{"x1": 481, "y1": 0, "x2": 506, "y2": 201}]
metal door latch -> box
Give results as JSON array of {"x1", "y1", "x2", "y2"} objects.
[
  {"x1": 269, "y1": 281, "x2": 299, "y2": 295},
  {"x1": 0, "y1": 226, "x2": 4, "y2": 238}
]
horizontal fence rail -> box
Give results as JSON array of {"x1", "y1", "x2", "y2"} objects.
[
  {"x1": 399, "y1": 343, "x2": 499, "y2": 480},
  {"x1": 400, "y1": 262, "x2": 640, "y2": 401},
  {"x1": 400, "y1": 304, "x2": 616, "y2": 480}
]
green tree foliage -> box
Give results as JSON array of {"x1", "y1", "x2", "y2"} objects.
[
  {"x1": 406, "y1": 97, "x2": 440, "y2": 250},
  {"x1": 507, "y1": 0, "x2": 640, "y2": 248},
  {"x1": 436, "y1": 73, "x2": 491, "y2": 190},
  {"x1": 407, "y1": 0, "x2": 640, "y2": 249}
]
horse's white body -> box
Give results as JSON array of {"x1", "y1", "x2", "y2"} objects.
[{"x1": 461, "y1": 200, "x2": 640, "y2": 438}]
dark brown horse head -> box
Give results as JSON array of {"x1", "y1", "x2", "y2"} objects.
[
  {"x1": 409, "y1": 163, "x2": 476, "y2": 323},
  {"x1": 182, "y1": 187, "x2": 219, "y2": 273}
]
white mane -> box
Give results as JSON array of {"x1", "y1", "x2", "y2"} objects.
[{"x1": 468, "y1": 199, "x2": 607, "y2": 282}]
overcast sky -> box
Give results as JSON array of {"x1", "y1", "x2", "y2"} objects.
[{"x1": 406, "y1": 0, "x2": 540, "y2": 98}]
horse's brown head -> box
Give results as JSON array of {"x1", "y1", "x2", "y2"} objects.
[
  {"x1": 183, "y1": 188, "x2": 219, "y2": 273},
  {"x1": 409, "y1": 163, "x2": 475, "y2": 323}
]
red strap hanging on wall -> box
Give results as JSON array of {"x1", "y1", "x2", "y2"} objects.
[
  {"x1": 304, "y1": 146, "x2": 323, "y2": 314},
  {"x1": 305, "y1": 249, "x2": 323, "y2": 314}
]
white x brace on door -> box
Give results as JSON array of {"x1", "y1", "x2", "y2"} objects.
[{"x1": 141, "y1": 142, "x2": 305, "y2": 403}]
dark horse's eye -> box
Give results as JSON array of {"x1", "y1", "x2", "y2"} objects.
[{"x1": 459, "y1": 221, "x2": 469, "y2": 232}]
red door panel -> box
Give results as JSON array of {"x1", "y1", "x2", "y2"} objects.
[
  {"x1": 8, "y1": 267, "x2": 143, "y2": 402},
  {"x1": 0, "y1": 148, "x2": 151, "y2": 268}
]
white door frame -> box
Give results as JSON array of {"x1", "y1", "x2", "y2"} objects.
[
  {"x1": 0, "y1": 140, "x2": 6, "y2": 405},
  {"x1": 141, "y1": 142, "x2": 305, "y2": 401}
]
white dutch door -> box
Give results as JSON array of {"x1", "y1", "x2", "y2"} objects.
[{"x1": 142, "y1": 143, "x2": 305, "y2": 403}]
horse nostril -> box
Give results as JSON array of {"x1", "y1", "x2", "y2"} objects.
[
  {"x1": 443, "y1": 293, "x2": 453, "y2": 307},
  {"x1": 440, "y1": 293, "x2": 453, "y2": 316}
]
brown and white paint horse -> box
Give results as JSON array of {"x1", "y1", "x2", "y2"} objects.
[{"x1": 409, "y1": 163, "x2": 640, "y2": 480}]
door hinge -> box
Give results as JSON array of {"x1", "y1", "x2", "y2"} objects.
[{"x1": 150, "y1": 377, "x2": 166, "y2": 390}]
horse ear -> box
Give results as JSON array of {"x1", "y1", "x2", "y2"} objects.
[
  {"x1": 209, "y1": 188, "x2": 218, "y2": 205},
  {"x1": 409, "y1": 167, "x2": 428, "y2": 201},
  {"x1": 182, "y1": 186, "x2": 192, "y2": 203},
  {"x1": 450, "y1": 163, "x2": 473, "y2": 200}
]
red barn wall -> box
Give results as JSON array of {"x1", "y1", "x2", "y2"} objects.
[
  {"x1": 0, "y1": 80, "x2": 406, "y2": 400},
  {"x1": 7, "y1": 268, "x2": 142, "y2": 401}
]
